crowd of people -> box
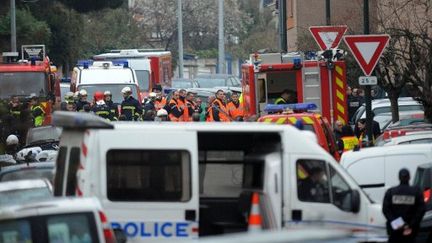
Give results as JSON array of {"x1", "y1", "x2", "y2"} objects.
[{"x1": 60, "y1": 85, "x2": 245, "y2": 123}]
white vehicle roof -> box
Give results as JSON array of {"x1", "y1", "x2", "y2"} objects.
[
  {"x1": 382, "y1": 132, "x2": 432, "y2": 146},
  {"x1": 76, "y1": 62, "x2": 137, "y2": 85},
  {"x1": 340, "y1": 143, "x2": 432, "y2": 167},
  {"x1": 0, "y1": 197, "x2": 103, "y2": 220},
  {"x1": 0, "y1": 179, "x2": 50, "y2": 192},
  {"x1": 94, "y1": 49, "x2": 171, "y2": 58},
  {"x1": 358, "y1": 97, "x2": 422, "y2": 119}
]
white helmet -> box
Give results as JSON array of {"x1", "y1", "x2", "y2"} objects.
[
  {"x1": 121, "y1": 86, "x2": 132, "y2": 94},
  {"x1": 149, "y1": 92, "x2": 157, "y2": 98},
  {"x1": 157, "y1": 109, "x2": 168, "y2": 117},
  {"x1": 6, "y1": 135, "x2": 19, "y2": 146},
  {"x1": 104, "y1": 90, "x2": 112, "y2": 96},
  {"x1": 79, "y1": 89, "x2": 88, "y2": 96},
  {"x1": 65, "y1": 91, "x2": 74, "y2": 98}
]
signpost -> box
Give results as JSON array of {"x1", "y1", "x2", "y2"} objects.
[
  {"x1": 309, "y1": 25, "x2": 348, "y2": 50},
  {"x1": 309, "y1": 25, "x2": 347, "y2": 124},
  {"x1": 343, "y1": 34, "x2": 390, "y2": 145}
]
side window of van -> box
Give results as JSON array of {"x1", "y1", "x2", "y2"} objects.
[
  {"x1": 107, "y1": 150, "x2": 191, "y2": 202},
  {"x1": 296, "y1": 160, "x2": 330, "y2": 203},
  {"x1": 54, "y1": 147, "x2": 67, "y2": 196},
  {"x1": 329, "y1": 165, "x2": 352, "y2": 212},
  {"x1": 66, "y1": 147, "x2": 80, "y2": 196}
]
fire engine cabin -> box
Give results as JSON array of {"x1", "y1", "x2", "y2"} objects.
[
  {"x1": 93, "y1": 49, "x2": 172, "y2": 94},
  {"x1": 258, "y1": 103, "x2": 340, "y2": 161},
  {"x1": 241, "y1": 52, "x2": 348, "y2": 125},
  {"x1": 0, "y1": 46, "x2": 58, "y2": 125}
]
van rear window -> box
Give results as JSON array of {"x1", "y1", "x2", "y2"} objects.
[{"x1": 107, "y1": 150, "x2": 191, "y2": 202}]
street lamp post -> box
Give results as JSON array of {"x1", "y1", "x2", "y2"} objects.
[
  {"x1": 11, "y1": 0, "x2": 17, "y2": 52},
  {"x1": 177, "y1": 0, "x2": 184, "y2": 78},
  {"x1": 218, "y1": 0, "x2": 225, "y2": 74},
  {"x1": 364, "y1": 0, "x2": 374, "y2": 145}
]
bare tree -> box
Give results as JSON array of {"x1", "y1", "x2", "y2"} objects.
[{"x1": 376, "y1": 0, "x2": 432, "y2": 122}]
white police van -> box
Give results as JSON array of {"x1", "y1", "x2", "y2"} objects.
[{"x1": 53, "y1": 111, "x2": 387, "y2": 242}]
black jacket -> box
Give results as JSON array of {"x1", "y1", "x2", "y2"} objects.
[
  {"x1": 383, "y1": 183, "x2": 425, "y2": 234},
  {"x1": 121, "y1": 96, "x2": 142, "y2": 121}
]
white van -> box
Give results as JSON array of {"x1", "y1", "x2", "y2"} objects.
[
  {"x1": 70, "y1": 60, "x2": 141, "y2": 104},
  {"x1": 53, "y1": 111, "x2": 387, "y2": 242},
  {"x1": 340, "y1": 144, "x2": 432, "y2": 203}
]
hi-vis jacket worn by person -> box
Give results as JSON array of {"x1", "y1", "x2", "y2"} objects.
[{"x1": 207, "y1": 99, "x2": 230, "y2": 122}]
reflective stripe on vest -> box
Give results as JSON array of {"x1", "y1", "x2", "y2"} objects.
[{"x1": 341, "y1": 136, "x2": 359, "y2": 151}]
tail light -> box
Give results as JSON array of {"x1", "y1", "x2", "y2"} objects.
[
  {"x1": 99, "y1": 211, "x2": 116, "y2": 243},
  {"x1": 423, "y1": 189, "x2": 431, "y2": 203}
]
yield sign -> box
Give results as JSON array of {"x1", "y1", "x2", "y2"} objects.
[
  {"x1": 309, "y1": 25, "x2": 348, "y2": 50},
  {"x1": 343, "y1": 34, "x2": 390, "y2": 76}
]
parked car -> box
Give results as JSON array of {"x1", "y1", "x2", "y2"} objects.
[
  {"x1": 375, "y1": 125, "x2": 432, "y2": 146},
  {"x1": 25, "y1": 125, "x2": 61, "y2": 150},
  {"x1": 194, "y1": 74, "x2": 241, "y2": 88},
  {"x1": 413, "y1": 163, "x2": 432, "y2": 243},
  {"x1": 373, "y1": 111, "x2": 425, "y2": 132},
  {"x1": 0, "y1": 197, "x2": 122, "y2": 243},
  {"x1": 0, "y1": 179, "x2": 52, "y2": 207},
  {"x1": 0, "y1": 161, "x2": 55, "y2": 183},
  {"x1": 172, "y1": 78, "x2": 200, "y2": 89},
  {"x1": 350, "y1": 97, "x2": 423, "y2": 125},
  {"x1": 340, "y1": 144, "x2": 432, "y2": 203}
]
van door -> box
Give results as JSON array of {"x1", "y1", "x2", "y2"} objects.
[
  {"x1": 99, "y1": 129, "x2": 199, "y2": 242},
  {"x1": 285, "y1": 155, "x2": 369, "y2": 232}
]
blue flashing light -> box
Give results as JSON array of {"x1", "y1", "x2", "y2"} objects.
[
  {"x1": 293, "y1": 58, "x2": 301, "y2": 66},
  {"x1": 264, "y1": 103, "x2": 318, "y2": 113},
  {"x1": 77, "y1": 60, "x2": 93, "y2": 69},
  {"x1": 30, "y1": 57, "x2": 36, "y2": 66},
  {"x1": 61, "y1": 77, "x2": 71, "y2": 83},
  {"x1": 112, "y1": 59, "x2": 129, "y2": 68}
]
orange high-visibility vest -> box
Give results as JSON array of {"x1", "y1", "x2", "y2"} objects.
[
  {"x1": 168, "y1": 99, "x2": 181, "y2": 122},
  {"x1": 183, "y1": 100, "x2": 196, "y2": 122},
  {"x1": 207, "y1": 99, "x2": 230, "y2": 122},
  {"x1": 341, "y1": 136, "x2": 359, "y2": 152},
  {"x1": 155, "y1": 97, "x2": 167, "y2": 111},
  {"x1": 226, "y1": 101, "x2": 244, "y2": 120}
]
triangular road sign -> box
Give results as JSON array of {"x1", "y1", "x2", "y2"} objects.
[
  {"x1": 343, "y1": 35, "x2": 390, "y2": 76},
  {"x1": 309, "y1": 25, "x2": 348, "y2": 50}
]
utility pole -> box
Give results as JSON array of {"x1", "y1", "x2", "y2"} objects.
[
  {"x1": 278, "y1": 0, "x2": 287, "y2": 52},
  {"x1": 218, "y1": 0, "x2": 225, "y2": 74},
  {"x1": 326, "y1": 0, "x2": 331, "y2": 25},
  {"x1": 177, "y1": 0, "x2": 184, "y2": 78},
  {"x1": 364, "y1": 0, "x2": 373, "y2": 146},
  {"x1": 11, "y1": 0, "x2": 17, "y2": 52}
]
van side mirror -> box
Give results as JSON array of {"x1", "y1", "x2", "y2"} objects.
[
  {"x1": 113, "y1": 228, "x2": 127, "y2": 243},
  {"x1": 351, "y1": 189, "x2": 361, "y2": 213}
]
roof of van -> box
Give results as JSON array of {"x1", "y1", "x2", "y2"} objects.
[
  {"x1": 340, "y1": 143, "x2": 432, "y2": 167},
  {"x1": 0, "y1": 197, "x2": 102, "y2": 220}
]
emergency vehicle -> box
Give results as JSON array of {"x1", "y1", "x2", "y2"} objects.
[
  {"x1": 53, "y1": 111, "x2": 387, "y2": 242},
  {"x1": 93, "y1": 49, "x2": 173, "y2": 94},
  {"x1": 70, "y1": 60, "x2": 141, "y2": 104},
  {"x1": 0, "y1": 197, "x2": 118, "y2": 243},
  {"x1": 241, "y1": 52, "x2": 348, "y2": 125},
  {"x1": 0, "y1": 45, "x2": 59, "y2": 125},
  {"x1": 258, "y1": 103, "x2": 340, "y2": 160}
]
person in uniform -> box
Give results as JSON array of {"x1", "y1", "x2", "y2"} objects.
[
  {"x1": 120, "y1": 87, "x2": 142, "y2": 121},
  {"x1": 76, "y1": 89, "x2": 90, "y2": 112},
  {"x1": 226, "y1": 92, "x2": 244, "y2": 121},
  {"x1": 29, "y1": 94, "x2": 45, "y2": 127},
  {"x1": 207, "y1": 90, "x2": 230, "y2": 122},
  {"x1": 92, "y1": 91, "x2": 115, "y2": 121},
  {"x1": 383, "y1": 168, "x2": 425, "y2": 243}
]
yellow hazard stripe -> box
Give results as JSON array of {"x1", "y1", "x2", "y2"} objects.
[
  {"x1": 337, "y1": 115, "x2": 345, "y2": 124},
  {"x1": 276, "y1": 117, "x2": 287, "y2": 124},
  {"x1": 262, "y1": 118, "x2": 273, "y2": 123},
  {"x1": 288, "y1": 117, "x2": 297, "y2": 124},
  {"x1": 337, "y1": 103, "x2": 345, "y2": 115},
  {"x1": 335, "y1": 65, "x2": 343, "y2": 76},
  {"x1": 302, "y1": 117, "x2": 314, "y2": 124},
  {"x1": 336, "y1": 90, "x2": 344, "y2": 102},
  {"x1": 335, "y1": 77, "x2": 343, "y2": 89}
]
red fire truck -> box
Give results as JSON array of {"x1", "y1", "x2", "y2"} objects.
[
  {"x1": 0, "y1": 45, "x2": 59, "y2": 125},
  {"x1": 241, "y1": 52, "x2": 348, "y2": 124}
]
